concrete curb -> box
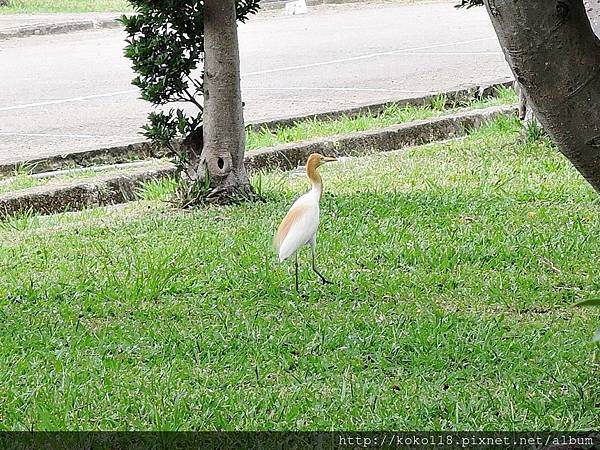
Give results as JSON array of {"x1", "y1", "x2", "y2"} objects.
[
  {"x1": 0, "y1": 164, "x2": 174, "y2": 217},
  {"x1": 1, "y1": 141, "x2": 166, "y2": 178},
  {"x1": 248, "y1": 79, "x2": 513, "y2": 132},
  {"x1": 0, "y1": 18, "x2": 121, "y2": 40},
  {"x1": 0, "y1": 79, "x2": 513, "y2": 177},
  {"x1": 0, "y1": 104, "x2": 516, "y2": 218},
  {"x1": 245, "y1": 104, "x2": 516, "y2": 172}
]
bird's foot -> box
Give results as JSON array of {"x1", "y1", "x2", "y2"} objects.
[
  {"x1": 319, "y1": 276, "x2": 333, "y2": 285},
  {"x1": 312, "y1": 268, "x2": 332, "y2": 286}
]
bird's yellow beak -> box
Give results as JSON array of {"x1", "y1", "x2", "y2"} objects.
[{"x1": 323, "y1": 156, "x2": 337, "y2": 163}]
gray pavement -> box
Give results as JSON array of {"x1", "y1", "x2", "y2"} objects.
[{"x1": 0, "y1": 1, "x2": 512, "y2": 164}]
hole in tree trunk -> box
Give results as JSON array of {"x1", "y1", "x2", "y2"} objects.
[
  {"x1": 556, "y1": 1, "x2": 569, "y2": 19},
  {"x1": 217, "y1": 157, "x2": 225, "y2": 170}
]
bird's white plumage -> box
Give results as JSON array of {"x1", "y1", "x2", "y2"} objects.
[
  {"x1": 274, "y1": 152, "x2": 336, "y2": 291},
  {"x1": 277, "y1": 188, "x2": 320, "y2": 261}
]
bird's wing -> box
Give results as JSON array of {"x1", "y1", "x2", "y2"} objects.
[{"x1": 274, "y1": 195, "x2": 319, "y2": 261}]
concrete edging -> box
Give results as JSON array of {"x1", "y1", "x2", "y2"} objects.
[
  {"x1": 0, "y1": 104, "x2": 517, "y2": 218},
  {"x1": 0, "y1": 165, "x2": 174, "y2": 217},
  {"x1": 0, "y1": 18, "x2": 121, "y2": 40},
  {"x1": 245, "y1": 105, "x2": 516, "y2": 172},
  {"x1": 0, "y1": 79, "x2": 514, "y2": 177},
  {"x1": 248, "y1": 79, "x2": 513, "y2": 132}
]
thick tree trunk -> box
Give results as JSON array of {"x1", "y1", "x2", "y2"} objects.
[
  {"x1": 484, "y1": 0, "x2": 600, "y2": 193},
  {"x1": 198, "y1": 0, "x2": 254, "y2": 203}
]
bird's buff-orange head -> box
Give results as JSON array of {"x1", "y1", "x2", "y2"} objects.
[
  {"x1": 306, "y1": 153, "x2": 337, "y2": 187},
  {"x1": 307, "y1": 153, "x2": 337, "y2": 167}
]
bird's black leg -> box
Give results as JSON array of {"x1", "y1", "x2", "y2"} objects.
[
  {"x1": 311, "y1": 246, "x2": 332, "y2": 285},
  {"x1": 295, "y1": 253, "x2": 299, "y2": 292}
]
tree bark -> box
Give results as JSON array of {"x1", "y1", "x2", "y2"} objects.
[
  {"x1": 484, "y1": 0, "x2": 600, "y2": 193},
  {"x1": 199, "y1": 0, "x2": 253, "y2": 203}
]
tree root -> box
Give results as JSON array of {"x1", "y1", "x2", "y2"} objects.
[{"x1": 172, "y1": 178, "x2": 257, "y2": 208}]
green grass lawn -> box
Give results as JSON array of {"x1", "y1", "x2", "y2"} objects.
[
  {"x1": 0, "y1": 115, "x2": 599, "y2": 430},
  {"x1": 0, "y1": 0, "x2": 131, "y2": 14}
]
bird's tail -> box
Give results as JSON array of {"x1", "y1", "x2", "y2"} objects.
[{"x1": 273, "y1": 231, "x2": 285, "y2": 262}]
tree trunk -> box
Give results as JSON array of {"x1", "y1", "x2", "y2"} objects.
[
  {"x1": 484, "y1": 0, "x2": 600, "y2": 194},
  {"x1": 198, "y1": 0, "x2": 254, "y2": 203}
]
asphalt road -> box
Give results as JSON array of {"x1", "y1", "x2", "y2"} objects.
[{"x1": 0, "y1": 1, "x2": 512, "y2": 164}]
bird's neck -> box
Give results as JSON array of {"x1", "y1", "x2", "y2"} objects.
[{"x1": 307, "y1": 160, "x2": 323, "y2": 198}]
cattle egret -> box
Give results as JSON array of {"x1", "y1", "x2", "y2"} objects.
[{"x1": 274, "y1": 153, "x2": 337, "y2": 291}]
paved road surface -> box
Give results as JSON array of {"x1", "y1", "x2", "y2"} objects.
[{"x1": 0, "y1": 1, "x2": 512, "y2": 164}]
